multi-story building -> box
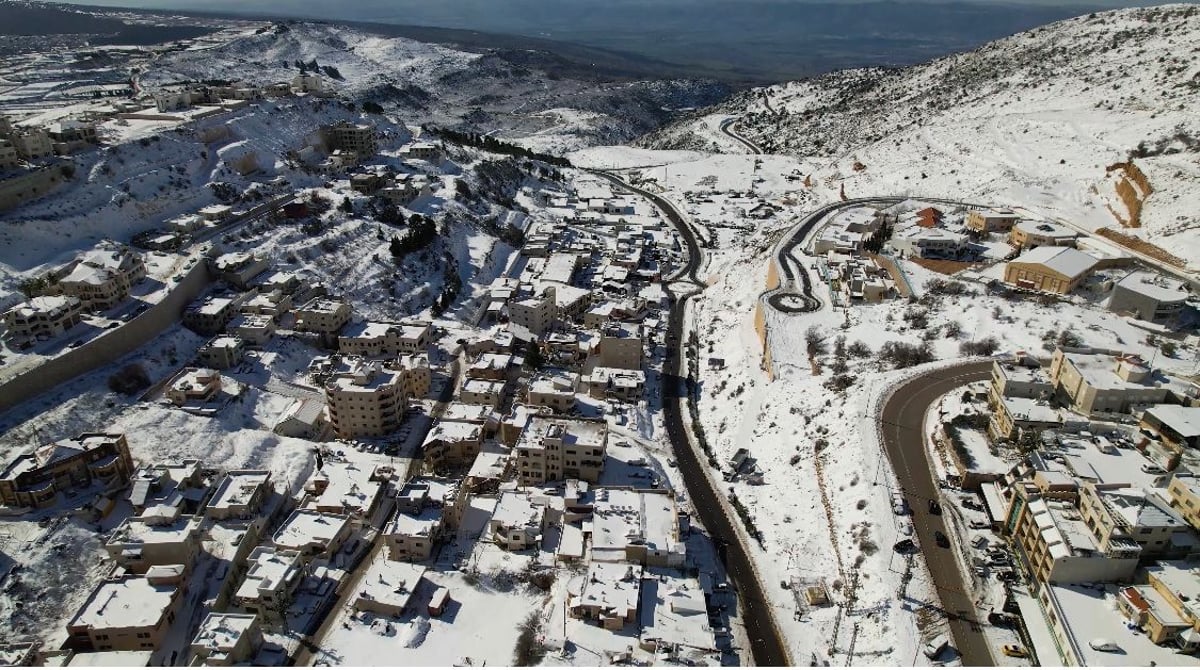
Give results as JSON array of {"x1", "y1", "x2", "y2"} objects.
[
  {"x1": 293, "y1": 297, "x2": 351, "y2": 345},
  {"x1": 190, "y1": 613, "x2": 263, "y2": 666},
  {"x1": 338, "y1": 320, "x2": 431, "y2": 357},
  {"x1": 231, "y1": 547, "x2": 302, "y2": 616},
  {"x1": 515, "y1": 416, "x2": 608, "y2": 486},
  {"x1": 66, "y1": 565, "x2": 186, "y2": 652},
  {"x1": 0, "y1": 139, "x2": 19, "y2": 170},
  {"x1": 1077, "y1": 481, "x2": 1191, "y2": 560},
  {"x1": 324, "y1": 359, "x2": 408, "y2": 439},
  {"x1": 1107, "y1": 270, "x2": 1192, "y2": 324},
  {"x1": 489, "y1": 490, "x2": 549, "y2": 550},
  {"x1": 596, "y1": 322, "x2": 643, "y2": 370},
  {"x1": 212, "y1": 253, "x2": 269, "y2": 290},
  {"x1": 104, "y1": 508, "x2": 202, "y2": 572},
  {"x1": 228, "y1": 313, "x2": 276, "y2": 347},
  {"x1": 3, "y1": 295, "x2": 83, "y2": 343},
  {"x1": 1009, "y1": 220, "x2": 1078, "y2": 249},
  {"x1": 1166, "y1": 473, "x2": 1200, "y2": 532},
  {"x1": 966, "y1": 208, "x2": 1019, "y2": 233},
  {"x1": 10, "y1": 127, "x2": 53, "y2": 160},
  {"x1": 271, "y1": 509, "x2": 352, "y2": 559},
  {"x1": 508, "y1": 290, "x2": 556, "y2": 338},
  {"x1": 582, "y1": 367, "x2": 646, "y2": 403},
  {"x1": 165, "y1": 367, "x2": 221, "y2": 407},
  {"x1": 321, "y1": 122, "x2": 377, "y2": 160},
  {"x1": 205, "y1": 470, "x2": 272, "y2": 521},
  {"x1": 887, "y1": 226, "x2": 968, "y2": 259},
  {"x1": 1141, "y1": 405, "x2": 1200, "y2": 451},
  {"x1": 58, "y1": 242, "x2": 146, "y2": 310},
  {"x1": 1049, "y1": 349, "x2": 1171, "y2": 416},
  {"x1": 1004, "y1": 246, "x2": 1098, "y2": 295},
  {"x1": 0, "y1": 432, "x2": 134, "y2": 509},
  {"x1": 196, "y1": 336, "x2": 245, "y2": 370},
  {"x1": 421, "y1": 420, "x2": 484, "y2": 471},
  {"x1": 527, "y1": 375, "x2": 578, "y2": 414},
  {"x1": 183, "y1": 296, "x2": 239, "y2": 335},
  {"x1": 459, "y1": 377, "x2": 505, "y2": 409}
]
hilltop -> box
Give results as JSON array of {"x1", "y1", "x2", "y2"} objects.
[{"x1": 644, "y1": 4, "x2": 1200, "y2": 263}]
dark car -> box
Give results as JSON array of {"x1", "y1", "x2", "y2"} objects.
[
  {"x1": 928, "y1": 499, "x2": 942, "y2": 515},
  {"x1": 894, "y1": 539, "x2": 918, "y2": 554},
  {"x1": 934, "y1": 531, "x2": 950, "y2": 548}
]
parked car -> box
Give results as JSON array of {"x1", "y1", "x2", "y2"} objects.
[
  {"x1": 894, "y1": 539, "x2": 917, "y2": 553},
  {"x1": 969, "y1": 520, "x2": 991, "y2": 530},
  {"x1": 935, "y1": 531, "x2": 950, "y2": 548},
  {"x1": 1001, "y1": 644, "x2": 1028, "y2": 658},
  {"x1": 929, "y1": 499, "x2": 942, "y2": 515}
]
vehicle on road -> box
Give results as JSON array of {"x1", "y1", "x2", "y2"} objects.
[
  {"x1": 1089, "y1": 638, "x2": 1122, "y2": 653},
  {"x1": 935, "y1": 531, "x2": 950, "y2": 548},
  {"x1": 68, "y1": 339, "x2": 84, "y2": 348},
  {"x1": 1001, "y1": 644, "x2": 1028, "y2": 658},
  {"x1": 929, "y1": 499, "x2": 942, "y2": 515},
  {"x1": 923, "y1": 635, "x2": 951, "y2": 660},
  {"x1": 893, "y1": 494, "x2": 911, "y2": 516}
]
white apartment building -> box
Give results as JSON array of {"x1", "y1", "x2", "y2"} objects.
[{"x1": 324, "y1": 359, "x2": 408, "y2": 439}]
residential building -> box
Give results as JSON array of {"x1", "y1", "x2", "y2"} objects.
[
  {"x1": 1009, "y1": 220, "x2": 1078, "y2": 249},
  {"x1": 489, "y1": 490, "x2": 550, "y2": 550},
  {"x1": 352, "y1": 559, "x2": 427, "y2": 617},
  {"x1": 966, "y1": 208, "x2": 1019, "y2": 233},
  {"x1": 165, "y1": 367, "x2": 222, "y2": 407},
  {"x1": 1108, "y1": 270, "x2": 1192, "y2": 323},
  {"x1": 58, "y1": 243, "x2": 146, "y2": 310},
  {"x1": 183, "y1": 296, "x2": 238, "y2": 335},
  {"x1": 228, "y1": 313, "x2": 275, "y2": 346},
  {"x1": 4, "y1": 295, "x2": 83, "y2": 343},
  {"x1": 596, "y1": 322, "x2": 643, "y2": 370},
  {"x1": 570, "y1": 561, "x2": 643, "y2": 628},
  {"x1": 990, "y1": 359, "x2": 1053, "y2": 401},
  {"x1": 271, "y1": 509, "x2": 352, "y2": 559},
  {"x1": 583, "y1": 367, "x2": 646, "y2": 402},
  {"x1": 302, "y1": 460, "x2": 387, "y2": 520},
  {"x1": 324, "y1": 359, "x2": 409, "y2": 439},
  {"x1": 232, "y1": 547, "x2": 303, "y2": 616},
  {"x1": 291, "y1": 74, "x2": 326, "y2": 94},
  {"x1": 1142, "y1": 405, "x2": 1200, "y2": 451},
  {"x1": 0, "y1": 139, "x2": 19, "y2": 170},
  {"x1": 293, "y1": 297, "x2": 351, "y2": 344},
  {"x1": 422, "y1": 420, "x2": 484, "y2": 471},
  {"x1": 887, "y1": 226, "x2": 968, "y2": 259},
  {"x1": 1077, "y1": 481, "x2": 1191, "y2": 559},
  {"x1": 190, "y1": 613, "x2": 262, "y2": 666},
  {"x1": 459, "y1": 377, "x2": 505, "y2": 409},
  {"x1": 508, "y1": 290, "x2": 556, "y2": 338},
  {"x1": 466, "y1": 352, "x2": 514, "y2": 381},
  {"x1": 401, "y1": 142, "x2": 440, "y2": 161},
  {"x1": 1166, "y1": 473, "x2": 1200, "y2": 532},
  {"x1": 321, "y1": 122, "x2": 376, "y2": 160},
  {"x1": 1049, "y1": 349, "x2": 1171, "y2": 416},
  {"x1": 197, "y1": 204, "x2": 233, "y2": 223},
  {"x1": 591, "y1": 488, "x2": 685, "y2": 567},
  {"x1": 0, "y1": 433, "x2": 134, "y2": 509},
  {"x1": 1004, "y1": 246, "x2": 1098, "y2": 294},
  {"x1": 338, "y1": 320, "x2": 431, "y2": 357},
  {"x1": 47, "y1": 120, "x2": 99, "y2": 154},
  {"x1": 515, "y1": 416, "x2": 608, "y2": 486},
  {"x1": 384, "y1": 497, "x2": 444, "y2": 561},
  {"x1": 66, "y1": 565, "x2": 186, "y2": 652},
  {"x1": 196, "y1": 336, "x2": 244, "y2": 370},
  {"x1": 212, "y1": 253, "x2": 269, "y2": 290},
  {"x1": 273, "y1": 397, "x2": 331, "y2": 441},
  {"x1": 527, "y1": 375, "x2": 578, "y2": 414},
  {"x1": 104, "y1": 508, "x2": 202, "y2": 572},
  {"x1": 10, "y1": 127, "x2": 53, "y2": 160},
  {"x1": 206, "y1": 471, "x2": 272, "y2": 521}
]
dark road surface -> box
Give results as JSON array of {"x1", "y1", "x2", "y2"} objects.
[
  {"x1": 591, "y1": 170, "x2": 792, "y2": 666},
  {"x1": 879, "y1": 361, "x2": 995, "y2": 666}
]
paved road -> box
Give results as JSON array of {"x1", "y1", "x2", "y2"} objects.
[
  {"x1": 718, "y1": 117, "x2": 763, "y2": 155},
  {"x1": 590, "y1": 169, "x2": 791, "y2": 667},
  {"x1": 879, "y1": 361, "x2": 995, "y2": 666}
]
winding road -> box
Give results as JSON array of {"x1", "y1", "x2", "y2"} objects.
[
  {"x1": 879, "y1": 361, "x2": 995, "y2": 665},
  {"x1": 590, "y1": 169, "x2": 792, "y2": 667},
  {"x1": 718, "y1": 117, "x2": 763, "y2": 155}
]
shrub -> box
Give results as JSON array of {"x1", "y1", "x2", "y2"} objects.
[
  {"x1": 107, "y1": 363, "x2": 150, "y2": 394},
  {"x1": 960, "y1": 336, "x2": 999, "y2": 356},
  {"x1": 878, "y1": 341, "x2": 934, "y2": 369}
]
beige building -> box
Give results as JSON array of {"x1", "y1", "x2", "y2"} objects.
[
  {"x1": 183, "y1": 296, "x2": 239, "y2": 335},
  {"x1": 339, "y1": 320, "x2": 432, "y2": 357},
  {"x1": 58, "y1": 243, "x2": 146, "y2": 310},
  {"x1": 596, "y1": 322, "x2": 644, "y2": 370},
  {"x1": 232, "y1": 547, "x2": 302, "y2": 616},
  {"x1": 229, "y1": 313, "x2": 276, "y2": 347},
  {"x1": 321, "y1": 122, "x2": 377, "y2": 160},
  {"x1": 212, "y1": 253, "x2": 269, "y2": 290},
  {"x1": 527, "y1": 375, "x2": 578, "y2": 414},
  {"x1": 1108, "y1": 270, "x2": 1192, "y2": 324},
  {"x1": 294, "y1": 297, "x2": 352, "y2": 343},
  {"x1": 1142, "y1": 405, "x2": 1200, "y2": 451},
  {"x1": 0, "y1": 432, "x2": 134, "y2": 509},
  {"x1": 422, "y1": 420, "x2": 484, "y2": 471},
  {"x1": 1166, "y1": 473, "x2": 1200, "y2": 531},
  {"x1": 966, "y1": 208, "x2": 1019, "y2": 233},
  {"x1": 10, "y1": 127, "x2": 53, "y2": 160},
  {"x1": 1077, "y1": 481, "x2": 1190, "y2": 559},
  {"x1": 196, "y1": 336, "x2": 245, "y2": 370},
  {"x1": 1049, "y1": 349, "x2": 1171, "y2": 416},
  {"x1": 516, "y1": 416, "x2": 608, "y2": 486},
  {"x1": 0, "y1": 139, "x2": 19, "y2": 170},
  {"x1": 271, "y1": 509, "x2": 352, "y2": 559},
  {"x1": 165, "y1": 367, "x2": 222, "y2": 407},
  {"x1": 66, "y1": 565, "x2": 186, "y2": 653},
  {"x1": 190, "y1": 613, "x2": 262, "y2": 666},
  {"x1": 583, "y1": 367, "x2": 646, "y2": 403},
  {"x1": 205, "y1": 470, "x2": 272, "y2": 521},
  {"x1": 4, "y1": 295, "x2": 83, "y2": 343},
  {"x1": 1004, "y1": 246, "x2": 1097, "y2": 295},
  {"x1": 1009, "y1": 220, "x2": 1078, "y2": 249},
  {"x1": 105, "y1": 508, "x2": 202, "y2": 572},
  {"x1": 324, "y1": 359, "x2": 409, "y2": 439},
  {"x1": 489, "y1": 490, "x2": 549, "y2": 550},
  {"x1": 508, "y1": 291, "x2": 556, "y2": 337},
  {"x1": 459, "y1": 377, "x2": 505, "y2": 409}
]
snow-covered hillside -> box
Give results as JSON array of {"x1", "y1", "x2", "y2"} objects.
[
  {"x1": 142, "y1": 22, "x2": 730, "y2": 153},
  {"x1": 645, "y1": 4, "x2": 1200, "y2": 263}
]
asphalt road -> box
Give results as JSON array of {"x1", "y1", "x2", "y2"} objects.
[
  {"x1": 591, "y1": 170, "x2": 791, "y2": 666},
  {"x1": 879, "y1": 361, "x2": 995, "y2": 666},
  {"x1": 718, "y1": 117, "x2": 763, "y2": 154}
]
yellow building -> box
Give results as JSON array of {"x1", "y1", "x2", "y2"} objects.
[{"x1": 1004, "y1": 246, "x2": 1097, "y2": 294}]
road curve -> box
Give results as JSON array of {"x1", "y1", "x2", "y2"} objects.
[
  {"x1": 718, "y1": 117, "x2": 763, "y2": 155},
  {"x1": 589, "y1": 169, "x2": 792, "y2": 667},
  {"x1": 879, "y1": 361, "x2": 995, "y2": 666}
]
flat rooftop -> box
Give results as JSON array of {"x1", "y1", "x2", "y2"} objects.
[
  {"x1": 207, "y1": 470, "x2": 270, "y2": 514},
  {"x1": 341, "y1": 320, "x2": 428, "y2": 340},
  {"x1": 272, "y1": 509, "x2": 350, "y2": 550},
  {"x1": 192, "y1": 612, "x2": 257, "y2": 653},
  {"x1": 1047, "y1": 584, "x2": 1200, "y2": 667},
  {"x1": 1115, "y1": 270, "x2": 1191, "y2": 303},
  {"x1": 592, "y1": 488, "x2": 679, "y2": 560},
  {"x1": 69, "y1": 574, "x2": 179, "y2": 630},
  {"x1": 236, "y1": 547, "x2": 301, "y2": 601},
  {"x1": 519, "y1": 416, "x2": 607, "y2": 452}
]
